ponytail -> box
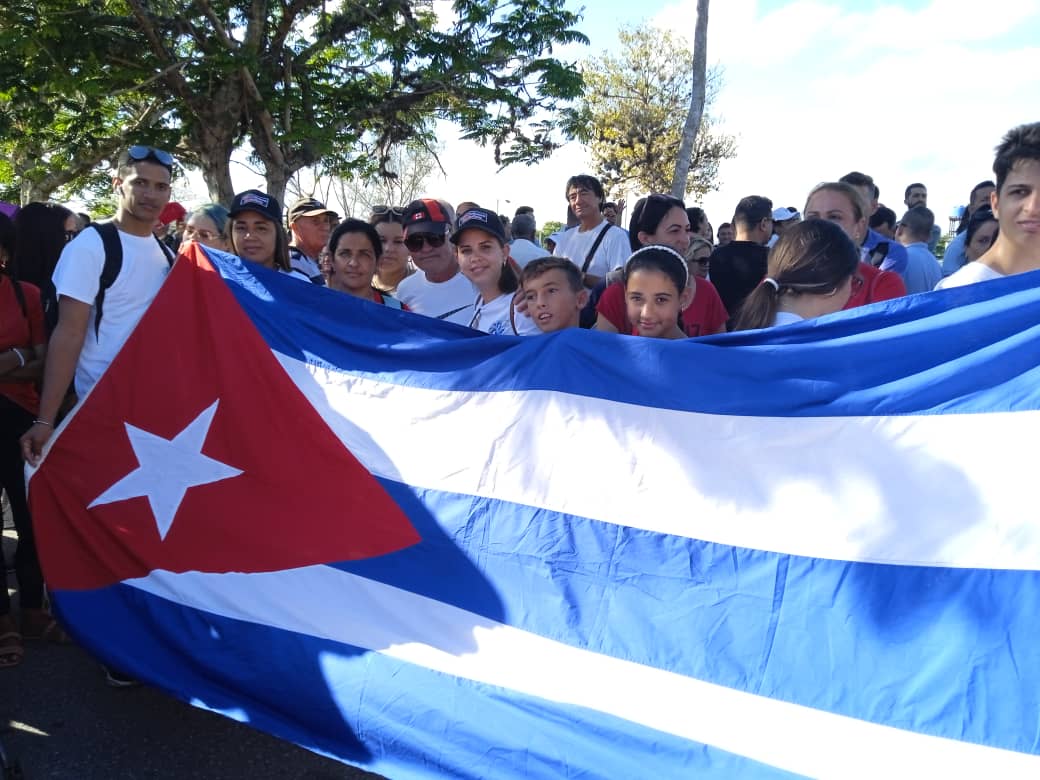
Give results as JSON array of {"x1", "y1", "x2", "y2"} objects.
[{"x1": 733, "y1": 279, "x2": 781, "y2": 331}]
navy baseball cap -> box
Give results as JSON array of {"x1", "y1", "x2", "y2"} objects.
[
  {"x1": 229, "y1": 190, "x2": 282, "y2": 224},
  {"x1": 451, "y1": 207, "x2": 506, "y2": 244}
]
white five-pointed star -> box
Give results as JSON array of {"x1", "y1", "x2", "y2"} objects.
[{"x1": 89, "y1": 400, "x2": 243, "y2": 540}]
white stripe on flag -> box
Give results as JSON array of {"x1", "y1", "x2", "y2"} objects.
[
  {"x1": 279, "y1": 354, "x2": 1040, "y2": 571},
  {"x1": 128, "y1": 565, "x2": 1040, "y2": 779}
]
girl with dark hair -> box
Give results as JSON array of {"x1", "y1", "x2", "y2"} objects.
[
  {"x1": 733, "y1": 219, "x2": 860, "y2": 332},
  {"x1": 964, "y1": 207, "x2": 999, "y2": 262},
  {"x1": 13, "y1": 202, "x2": 77, "y2": 333},
  {"x1": 686, "y1": 206, "x2": 713, "y2": 241},
  {"x1": 451, "y1": 208, "x2": 536, "y2": 335},
  {"x1": 368, "y1": 206, "x2": 414, "y2": 294},
  {"x1": 595, "y1": 194, "x2": 728, "y2": 336},
  {"x1": 624, "y1": 245, "x2": 694, "y2": 339},
  {"x1": 325, "y1": 218, "x2": 406, "y2": 308},
  {"x1": 0, "y1": 212, "x2": 57, "y2": 668}
]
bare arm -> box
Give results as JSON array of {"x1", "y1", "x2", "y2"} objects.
[{"x1": 20, "y1": 297, "x2": 90, "y2": 465}]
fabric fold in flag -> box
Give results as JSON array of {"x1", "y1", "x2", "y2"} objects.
[{"x1": 29, "y1": 242, "x2": 1040, "y2": 779}]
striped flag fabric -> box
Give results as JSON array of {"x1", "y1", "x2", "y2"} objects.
[{"x1": 28, "y1": 242, "x2": 1040, "y2": 779}]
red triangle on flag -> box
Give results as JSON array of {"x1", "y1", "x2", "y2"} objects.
[{"x1": 31, "y1": 243, "x2": 421, "y2": 591}]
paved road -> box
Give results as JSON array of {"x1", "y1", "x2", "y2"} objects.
[{"x1": 2, "y1": 526, "x2": 384, "y2": 780}]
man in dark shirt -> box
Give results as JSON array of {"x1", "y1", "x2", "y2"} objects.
[{"x1": 708, "y1": 195, "x2": 773, "y2": 316}]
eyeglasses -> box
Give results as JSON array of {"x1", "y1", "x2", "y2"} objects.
[
  {"x1": 404, "y1": 233, "x2": 447, "y2": 252},
  {"x1": 184, "y1": 226, "x2": 219, "y2": 242},
  {"x1": 371, "y1": 205, "x2": 404, "y2": 217},
  {"x1": 127, "y1": 145, "x2": 174, "y2": 169},
  {"x1": 64, "y1": 230, "x2": 79, "y2": 243}
]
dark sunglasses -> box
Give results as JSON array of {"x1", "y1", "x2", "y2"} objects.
[
  {"x1": 127, "y1": 145, "x2": 174, "y2": 169},
  {"x1": 404, "y1": 233, "x2": 447, "y2": 252},
  {"x1": 371, "y1": 205, "x2": 404, "y2": 217}
]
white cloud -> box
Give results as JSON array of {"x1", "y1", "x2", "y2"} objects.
[{"x1": 649, "y1": 0, "x2": 1040, "y2": 226}]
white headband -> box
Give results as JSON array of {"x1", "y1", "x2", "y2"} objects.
[{"x1": 626, "y1": 244, "x2": 690, "y2": 288}]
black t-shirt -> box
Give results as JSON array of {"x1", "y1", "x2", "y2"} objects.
[{"x1": 708, "y1": 241, "x2": 769, "y2": 316}]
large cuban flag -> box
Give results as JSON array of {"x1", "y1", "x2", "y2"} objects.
[{"x1": 27, "y1": 242, "x2": 1040, "y2": 779}]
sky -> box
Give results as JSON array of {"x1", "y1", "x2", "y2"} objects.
[
  {"x1": 411, "y1": 0, "x2": 1040, "y2": 232},
  {"x1": 217, "y1": 0, "x2": 1040, "y2": 233}
]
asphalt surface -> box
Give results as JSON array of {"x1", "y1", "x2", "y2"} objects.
[{"x1": 2, "y1": 522, "x2": 385, "y2": 780}]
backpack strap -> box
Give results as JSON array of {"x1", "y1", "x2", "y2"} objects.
[
  {"x1": 581, "y1": 223, "x2": 614, "y2": 274},
  {"x1": 90, "y1": 222, "x2": 123, "y2": 340}
]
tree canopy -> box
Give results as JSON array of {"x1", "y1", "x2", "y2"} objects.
[
  {"x1": 575, "y1": 24, "x2": 736, "y2": 201},
  {"x1": 0, "y1": 0, "x2": 588, "y2": 205}
]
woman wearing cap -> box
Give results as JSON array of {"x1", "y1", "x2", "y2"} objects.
[
  {"x1": 228, "y1": 190, "x2": 308, "y2": 281},
  {"x1": 325, "y1": 219, "x2": 407, "y2": 308},
  {"x1": 453, "y1": 207, "x2": 537, "y2": 335},
  {"x1": 368, "y1": 206, "x2": 413, "y2": 295},
  {"x1": 182, "y1": 204, "x2": 230, "y2": 252}
]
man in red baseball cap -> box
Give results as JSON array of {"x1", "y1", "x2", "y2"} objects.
[{"x1": 395, "y1": 198, "x2": 476, "y2": 326}]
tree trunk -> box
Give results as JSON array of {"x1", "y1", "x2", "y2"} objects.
[{"x1": 670, "y1": 0, "x2": 710, "y2": 199}]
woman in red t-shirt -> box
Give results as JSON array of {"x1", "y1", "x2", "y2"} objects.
[
  {"x1": 594, "y1": 194, "x2": 728, "y2": 337},
  {"x1": 0, "y1": 212, "x2": 55, "y2": 668}
]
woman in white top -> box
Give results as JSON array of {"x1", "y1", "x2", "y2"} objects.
[
  {"x1": 733, "y1": 219, "x2": 860, "y2": 331},
  {"x1": 452, "y1": 207, "x2": 536, "y2": 335}
]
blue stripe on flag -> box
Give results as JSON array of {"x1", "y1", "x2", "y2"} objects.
[
  {"x1": 207, "y1": 249, "x2": 1040, "y2": 417},
  {"x1": 322, "y1": 479, "x2": 1040, "y2": 756},
  {"x1": 54, "y1": 585, "x2": 800, "y2": 780}
]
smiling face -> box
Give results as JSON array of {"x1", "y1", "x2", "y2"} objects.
[
  {"x1": 625, "y1": 268, "x2": 692, "y2": 339},
  {"x1": 567, "y1": 185, "x2": 603, "y2": 227},
  {"x1": 455, "y1": 228, "x2": 507, "y2": 297},
  {"x1": 639, "y1": 206, "x2": 692, "y2": 256},
  {"x1": 329, "y1": 229, "x2": 378, "y2": 296},
  {"x1": 231, "y1": 211, "x2": 278, "y2": 268}
]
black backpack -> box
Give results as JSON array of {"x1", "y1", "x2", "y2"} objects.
[{"x1": 88, "y1": 222, "x2": 175, "y2": 339}]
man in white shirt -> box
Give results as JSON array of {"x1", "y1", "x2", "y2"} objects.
[
  {"x1": 395, "y1": 198, "x2": 476, "y2": 326},
  {"x1": 938, "y1": 122, "x2": 1040, "y2": 290},
  {"x1": 22, "y1": 145, "x2": 175, "y2": 464},
  {"x1": 552, "y1": 175, "x2": 629, "y2": 288}
]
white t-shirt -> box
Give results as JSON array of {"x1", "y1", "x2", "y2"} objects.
[
  {"x1": 396, "y1": 270, "x2": 477, "y2": 326},
  {"x1": 53, "y1": 227, "x2": 171, "y2": 397},
  {"x1": 509, "y1": 238, "x2": 548, "y2": 269},
  {"x1": 934, "y1": 262, "x2": 1005, "y2": 290},
  {"x1": 553, "y1": 220, "x2": 630, "y2": 281},
  {"x1": 466, "y1": 293, "x2": 538, "y2": 335}
]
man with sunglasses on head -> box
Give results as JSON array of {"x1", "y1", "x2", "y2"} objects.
[
  {"x1": 287, "y1": 196, "x2": 339, "y2": 284},
  {"x1": 22, "y1": 145, "x2": 174, "y2": 466},
  {"x1": 394, "y1": 198, "x2": 476, "y2": 326}
]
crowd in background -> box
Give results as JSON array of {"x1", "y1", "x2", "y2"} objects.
[{"x1": 1, "y1": 121, "x2": 1039, "y2": 677}]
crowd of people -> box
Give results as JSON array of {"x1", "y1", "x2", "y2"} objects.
[{"x1": 1, "y1": 121, "x2": 1038, "y2": 677}]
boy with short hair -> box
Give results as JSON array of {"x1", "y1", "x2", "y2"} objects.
[{"x1": 520, "y1": 257, "x2": 589, "y2": 333}]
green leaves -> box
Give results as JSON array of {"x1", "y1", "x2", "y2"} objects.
[{"x1": 578, "y1": 23, "x2": 736, "y2": 200}]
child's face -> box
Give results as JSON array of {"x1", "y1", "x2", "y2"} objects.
[
  {"x1": 523, "y1": 269, "x2": 587, "y2": 332},
  {"x1": 625, "y1": 268, "x2": 690, "y2": 338}
]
